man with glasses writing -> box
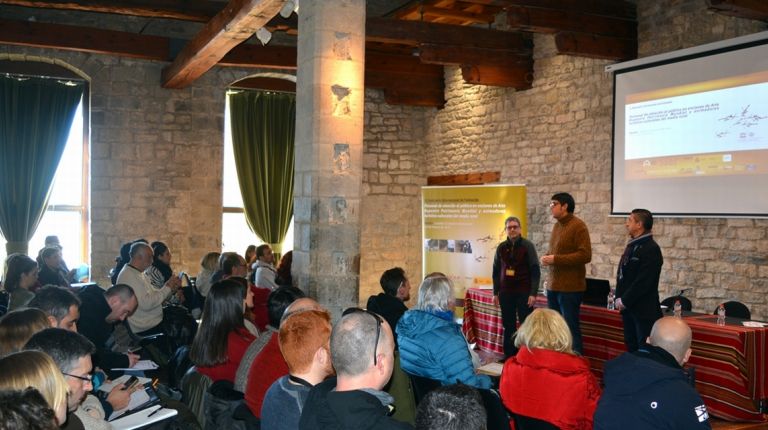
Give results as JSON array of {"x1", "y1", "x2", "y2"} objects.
[
  {"x1": 300, "y1": 308, "x2": 412, "y2": 429},
  {"x1": 540, "y1": 192, "x2": 592, "y2": 355},
  {"x1": 492, "y1": 216, "x2": 541, "y2": 357}
]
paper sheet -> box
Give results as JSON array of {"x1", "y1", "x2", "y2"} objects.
[
  {"x1": 110, "y1": 406, "x2": 177, "y2": 430},
  {"x1": 477, "y1": 361, "x2": 503, "y2": 376},
  {"x1": 98, "y1": 375, "x2": 151, "y2": 393}
]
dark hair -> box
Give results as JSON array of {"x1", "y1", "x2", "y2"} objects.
[
  {"x1": 36, "y1": 247, "x2": 60, "y2": 267},
  {"x1": 105, "y1": 284, "x2": 136, "y2": 302},
  {"x1": 110, "y1": 239, "x2": 147, "y2": 284},
  {"x1": 267, "y1": 286, "x2": 305, "y2": 328},
  {"x1": 244, "y1": 245, "x2": 257, "y2": 264},
  {"x1": 219, "y1": 252, "x2": 243, "y2": 276},
  {"x1": 150, "y1": 241, "x2": 173, "y2": 281},
  {"x1": 256, "y1": 244, "x2": 271, "y2": 259},
  {"x1": 551, "y1": 192, "x2": 575, "y2": 213},
  {"x1": 0, "y1": 388, "x2": 58, "y2": 430},
  {"x1": 151, "y1": 241, "x2": 169, "y2": 262},
  {"x1": 379, "y1": 267, "x2": 406, "y2": 297},
  {"x1": 2, "y1": 254, "x2": 38, "y2": 293},
  {"x1": 415, "y1": 384, "x2": 486, "y2": 430},
  {"x1": 189, "y1": 280, "x2": 247, "y2": 367},
  {"x1": 25, "y1": 328, "x2": 95, "y2": 373},
  {"x1": 28, "y1": 286, "x2": 80, "y2": 323},
  {"x1": 504, "y1": 216, "x2": 521, "y2": 226},
  {"x1": 276, "y1": 251, "x2": 293, "y2": 286},
  {"x1": 631, "y1": 208, "x2": 654, "y2": 231}
]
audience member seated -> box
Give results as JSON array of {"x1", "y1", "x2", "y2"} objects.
[
  {"x1": 117, "y1": 242, "x2": 181, "y2": 336},
  {"x1": 252, "y1": 245, "x2": 279, "y2": 291},
  {"x1": 77, "y1": 284, "x2": 139, "y2": 370},
  {"x1": 2, "y1": 253, "x2": 39, "y2": 311},
  {"x1": 245, "y1": 245, "x2": 257, "y2": 268},
  {"x1": 28, "y1": 285, "x2": 80, "y2": 331},
  {"x1": 211, "y1": 252, "x2": 248, "y2": 284},
  {"x1": 0, "y1": 387, "x2": 60, "y2": 430},
  {"x1": 190, "y1": 279, "x2": 257, "y2": 383},
  {"x1": 594, "y1": 317, "x2": 711, "y2": 430},
  {"x1": 109, "y1": 239, "x2": 147, "y2": 286},
  {"x1": 240, "y1": 287, "x2": 306, "y2": 417},
  {"x1": 261, "y1": 308, "x2": 333, "y2": 430},
  {"x1": 36, "y1": 246, "x2": 70, "y2": 288},
  {"x1": 0, "y1": 307, "x2": 50, "y2": 356},
  {"x1": 275, "y1": 251, "x2": 293, "y2": 288},
  {"x1": 397, "y1": 275, "x2": 492, "y2": 389},
  {"x1": 196, "y1": 252, "x2": 221, "y2": 298},
  {"x1": 0, "y1": 350, "x2": 69, "y2": 426},
  {"x1": 44, "y1": 235, "x2": 76, "y2": 282},
  {"x1": 26, "y1": 328, "x2": 136, "y2": 430},
  {"x1": 499, "y1": 308, "x2": 601, "y2": 430},
  {"x1": 299, "y1": 308, "x2": 412, "y2": 430},
  {"x1": 414, "y1": 384, "x2": 486, "y2": 430},
  {"x1": 367, "y1": 267, "x2": 411, "y2": 346},
  {"x1": 145, "y1": 242, "x2": 175, "y2": 291}
]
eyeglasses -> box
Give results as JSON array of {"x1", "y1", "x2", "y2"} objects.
[
  {"x1": 549, "y1": 201, "x2": 561, "y2": 208},
  {"x1": 505, "y1": 225, "x2": 520, "y2": 230},
  {"x1": 342, "y1": 307, "x2": 383, "y2": 366},
  {"x1": 62, "y1": 372, "x2": 92, "y2": 383}
]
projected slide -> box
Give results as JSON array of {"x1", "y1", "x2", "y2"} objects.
[{"x1": 624, "y1": 75, "x2": 768, "y2": 180}]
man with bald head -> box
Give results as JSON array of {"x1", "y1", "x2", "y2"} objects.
[
  {"x1": 594, "y1": 317, "x2": 711, "y2": 429},
  {"x1": 299, "y1": 308, "x2": 412, "y2": 429}
]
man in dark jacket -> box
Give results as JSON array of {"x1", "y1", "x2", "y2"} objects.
[
  {"x1": 77, "y1": 284, "x2": 139, "y2": 370},
  {"x1": 614, "y1": 208, "x2": 663, "y2": 352},
  {"x1": 299, "y1": 309, "x2": 412, "y2": 430},
  {"x1": 594, "y1": 317, "x2": 711, "y2": 430},
  {"x1": 366, "y1": 267, "x2": 410, "y2": 345},
  {"x1": 492, "y1": 216, "x2": 540, "y2": 356}
]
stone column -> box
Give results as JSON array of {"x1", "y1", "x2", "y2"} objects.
[{"x1": 294, "y1": 0, "x2": 366, "y2": 316}]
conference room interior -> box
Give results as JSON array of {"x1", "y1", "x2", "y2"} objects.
[{"x1": 1, "y1": 0, "x2": 768, "y2": 428}]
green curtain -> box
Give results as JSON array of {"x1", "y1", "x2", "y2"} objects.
[
  {"x1": 0, "y1": 76, "x2": 84, "y2": 255},
  {"x1": 229, "y1": 90, "x2": 296, "y2": 255}
]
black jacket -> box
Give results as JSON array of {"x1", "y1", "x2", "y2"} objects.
[
  {"x1": 594, "y1": 345, "x2": 711, "y2": 430},
  {"x1": 616, "y1": 234, "x2": 663, "y2": 320},
  {"x1": 77, "y1": 285, "x2": 129, "y2": 370},
  {"x1": 299, "y1": 377, "x2": 413, "y2": 430},
  {"x1": 37, "y1": 264, "x2": 69, "y2": 288},
  {"x1": 366, "y1": 293, "x2": 407, "y2": 344}
]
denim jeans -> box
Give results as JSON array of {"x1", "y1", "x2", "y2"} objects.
[{"x1": 546, "y1": 290, "x2": 584, "y2": 354}]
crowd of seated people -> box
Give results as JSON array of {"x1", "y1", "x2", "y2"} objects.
[{"x1": 1, "y1": 239, "x2": 718, "y2": 430}]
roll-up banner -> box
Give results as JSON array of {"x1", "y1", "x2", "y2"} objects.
[{"x1": 422, "y1": 184, "x2": 527, "y2": 313}]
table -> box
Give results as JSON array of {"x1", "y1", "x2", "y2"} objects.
[{"x1": 461, "y1": 288, "x2": 768, "y2": 422}]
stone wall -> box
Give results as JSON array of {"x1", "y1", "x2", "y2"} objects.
[
  {"x1": 405, "y1": 0, "x2": 768, "y2": 319},
  {"x1": 0, "y1": 45, "x2": 282, "y2": 285},
  {"x1": 359, "y1": 89, "x2": 428, "y2": 306}
]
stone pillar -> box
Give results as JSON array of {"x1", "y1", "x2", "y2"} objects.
[{"x1": 294, "y1": 0, "x2": 366, "y2": 316}]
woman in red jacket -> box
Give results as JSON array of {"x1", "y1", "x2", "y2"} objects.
[
  {"x1": 190, "y1": 279, "x2": 256, "y2": 382},
  {"x1": 500, "y1": 308, "x2": 601, "y2": 430}
]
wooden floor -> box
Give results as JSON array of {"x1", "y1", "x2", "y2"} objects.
[{"x1": 711, "y1": 418, "x2": 768, "y2": 429}]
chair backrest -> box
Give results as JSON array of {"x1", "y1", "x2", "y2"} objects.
[
  {"x1": 714, "y1": 301, "x2": 751, "y2": 320},
  {"x1": 405, "y1": 372, "x2": 442, "y2": 405},
  {"x1": 660, "y1": 295, "x2": 692, "y2": 311},
  {"x1": 478, "y1": 389, "x2": 511, "y2": 430},
  {"x1": 181, "y1": 366, "x2": 213, "y2": 428},
  {"x1": 511, "y1": 412, "x2": 561, "y2": 430}
]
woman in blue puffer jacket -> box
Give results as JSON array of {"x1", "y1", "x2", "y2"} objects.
[{"x1": 396, "y1": 274, "x2": 492, "y2": 389}]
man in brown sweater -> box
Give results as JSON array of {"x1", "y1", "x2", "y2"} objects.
[{"x1": 540, "y1": 192, "x2": 592, "y2": 354}]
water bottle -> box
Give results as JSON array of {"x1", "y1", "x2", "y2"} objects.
[
  {"x1": 674, "y1": 300, "x2": 682, "y2": 318},
  {"x1": 717, "y1": 304, "x2": 726, "y2": 326},
  {"x1": 607, "y1": 290, "x2": 615, "y2": 310}
]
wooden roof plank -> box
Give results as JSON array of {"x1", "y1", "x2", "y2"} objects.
[
  {"x1": 0, "y1": 0, "x2": 221, "y2": 22},
  {"x1": 555, "y1": 31, "x2": 636, "y2": 61},
  {"x1": 161, "y1": 0, "x2": 284, "y2": 89},
  {"x1": 706, "y1": 0, "x2": 768, "y2": 22},
  {"x1": 506, "y1": 4, "x2": 636, "y2": 38}
]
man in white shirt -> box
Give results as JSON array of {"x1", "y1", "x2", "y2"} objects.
[
  {"x1": 253, "y1": 244, "x2": 279, "y2": 290},
  {"x1": 117, "y1": 242, "x2": 180, "y2": 335}
]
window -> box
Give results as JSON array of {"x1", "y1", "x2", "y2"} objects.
[
  {"x1": 0, "y1": 96, "x2": 89, "y2": 274},
  {"x1": 222, "y1": 95, "x2": 293, "y2": 255}
]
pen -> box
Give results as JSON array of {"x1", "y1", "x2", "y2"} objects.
[{"x1": 147, "y1": 406, "x2": 162, "y2": 417}]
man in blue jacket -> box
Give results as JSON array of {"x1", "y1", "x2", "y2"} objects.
[{"x1": 594, "y1": 317, "x2": 711, "y2": 430}]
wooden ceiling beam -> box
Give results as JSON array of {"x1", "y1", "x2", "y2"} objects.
[
  {"x1": 0, "y1": 0, "x2": 222, "y2": 22},
  {"x1": 706, "y1": 0, "x2": 768, "y2": 22},
  {"x1": 161, "y1": 0, "x2": 284, "y2": 89},
  {"x1": 418, "y1": 43, "x2": 531, "y2": 67},
  {"x1": 0, "y1": 17, "x2": 169, "y2": 60},
  {"x1": 555, "y1": 32, "x2": 636, "y2": 61},
  {"x1": 505, "y1": 4, "x2": 636, "y2": 38},
  {"x1": 461, "y1": 61, "x2": 533, "y2": 89},
  {"x1": 419, "y1": 5, "x2": 497, "y2": 24},
  {"x1": 366, "y1": 71, "x2": 446, "y2": 108},
  {"x1": 366, "y1": 17, "x2": 532, "y2": 54},
  {"x1": 502, "y1": 0, "x2": 636, "y2": 20}
]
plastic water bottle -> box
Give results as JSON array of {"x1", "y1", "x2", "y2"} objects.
[
  {"x1": 607, "y1": 290, "x2": 615, "y2": 310},
  {"x1": 717, "y1": 304, "x2": 726, "y2": 326},
  {"x1": 674, "y1": 300, "x2": 682, "y2": 318}
]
